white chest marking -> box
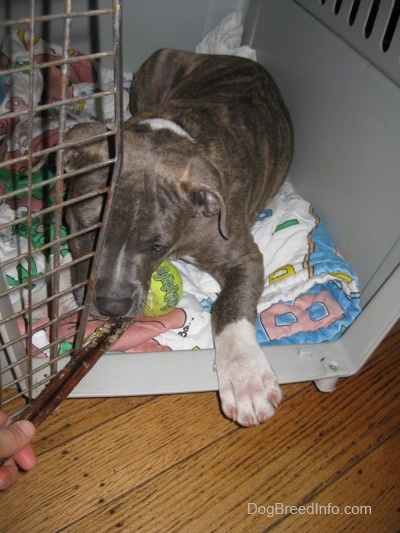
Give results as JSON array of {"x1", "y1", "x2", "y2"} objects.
[{"x1": 139, "y1": 118, "x2": 195, "y2": 143}]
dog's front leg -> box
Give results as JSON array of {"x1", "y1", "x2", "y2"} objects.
[{"x1": 213, "y1": 259, "x2": 283, "y2": 427}]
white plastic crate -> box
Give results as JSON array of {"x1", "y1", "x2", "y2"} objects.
[
  {"x1": 1, "y1": 0, "x2": 399, "y2": 405},
  {"x1": 66, "y1": 0, "x2": 400, "y2": 396}
]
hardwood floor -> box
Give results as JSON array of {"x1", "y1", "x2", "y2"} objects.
[{"x1": 2, "y1": 321, "x2": 399, "y2": 532}]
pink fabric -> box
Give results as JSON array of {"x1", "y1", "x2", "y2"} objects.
[{"x1": 19, "y1": 307, "x2": 188, "y2": 357}]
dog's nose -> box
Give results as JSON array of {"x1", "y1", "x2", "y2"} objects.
[{"x1": 95, "y1": 296, "x2": 132, "y2": 317}]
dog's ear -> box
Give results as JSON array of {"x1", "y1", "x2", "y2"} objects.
[
  {"x1": 184, "y1": 157, "x2": 231, "y2": 239},
  {"x1": 63, "y1": 123, "x2": 111, "y2": 177}
]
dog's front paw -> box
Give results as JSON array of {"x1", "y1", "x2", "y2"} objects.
[{"x1": 215, "y1": 319, "x2": 283, "y2": 427}]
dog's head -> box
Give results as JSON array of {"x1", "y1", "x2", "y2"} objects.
[{"x1": 64, "y1": 122, "x2": 230, "y2": 318}]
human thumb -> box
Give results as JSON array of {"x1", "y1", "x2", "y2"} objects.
[
  {"x1": 1, "y1": 420, "x2": 36, "y2": 459},
  {"x1": 15, "y1": 420, "x2": 36, "y2": 440}
]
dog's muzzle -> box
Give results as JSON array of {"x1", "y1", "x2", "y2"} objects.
[
  {"x1": 95, "y1": 296, "x2": 133, "y2": 317},
  {"x1": 93, "y1": 281, "x2": 146, "y2": 318}
]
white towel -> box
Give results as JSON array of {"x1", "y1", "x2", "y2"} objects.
[{"x1": 195, "y1": 11, "x2": 257, "y2": 61}]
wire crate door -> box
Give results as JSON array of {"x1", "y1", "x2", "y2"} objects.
[{"x1": 0, "y1": 0, "x2": 124, "y2": 418}]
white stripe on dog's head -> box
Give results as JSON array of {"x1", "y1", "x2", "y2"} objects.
[{"x1": 138, "y1": 118, "x2": 195, "y2": 143}]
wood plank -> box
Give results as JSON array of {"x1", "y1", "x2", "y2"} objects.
[
  {"x1": 268, "y1": 433, "x2": 400, "y2": 532},
  {"x1": 32, "y1": 396, "x2": 155, "y2": 455}
]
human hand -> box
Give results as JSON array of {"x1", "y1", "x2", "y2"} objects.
[{"x1": 0, "y1": 410, "x2": 36, "y2": 490}]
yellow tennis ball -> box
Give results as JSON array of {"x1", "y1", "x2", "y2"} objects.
[{"x1": 143, "y1": 260, "x2": 183, "y2": 317}]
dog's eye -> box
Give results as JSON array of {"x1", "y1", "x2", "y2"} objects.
[{"x1": 150, "y1": 243, "x2": 165, "y2": 254}]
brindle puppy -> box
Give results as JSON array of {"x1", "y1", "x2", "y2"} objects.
[{"x1": 65, "y1": 48, "x2": 293, "y2": 426}]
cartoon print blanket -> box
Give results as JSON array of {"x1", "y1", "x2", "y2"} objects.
[{"x1": 0, "y1": 27, "x2": 361, "y2": 357}]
